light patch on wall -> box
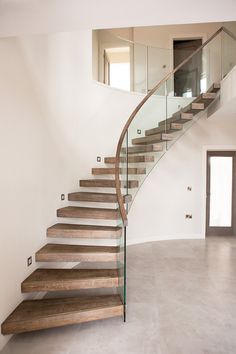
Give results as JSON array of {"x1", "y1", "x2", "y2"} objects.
[
  {"x1": 105, "y1": 47, "x2": 130, "y2": 91},
  {"x1": 110, "y1": 62, "x2": 130, "y2": 91}
]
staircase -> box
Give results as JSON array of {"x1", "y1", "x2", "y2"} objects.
[{"x1": 1, "y1": 26, "x2": 236, "y2": 335}]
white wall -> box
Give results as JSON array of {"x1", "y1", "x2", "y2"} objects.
[
  {"x1": 0, "y1": 0, "x2": 236, "y2": 37},
  {"x1": 127, "y1": 67, "x2": 236, "y2": 244},
  {"x1": 0, "y1": 37, "x2": 47, "y2": 350},
  {"x1": 0, "y1": 31, "x2": 143, "y2": 351}
]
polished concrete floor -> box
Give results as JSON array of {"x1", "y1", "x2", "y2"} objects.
[{"x1": 1, "y1": 237, "x2": 236, "y2": 354}]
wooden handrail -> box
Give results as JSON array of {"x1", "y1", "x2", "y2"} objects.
[{"x1": 114, "y1": 26, "x2": 235, "y2": 226}]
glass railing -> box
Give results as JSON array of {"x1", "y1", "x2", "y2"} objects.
[
  {"x1": 93, "y1": 29, "x2": 171, "y2": 94},
  {"x1": 115, "y1": 27, "x2": 236, "y2": 316}
]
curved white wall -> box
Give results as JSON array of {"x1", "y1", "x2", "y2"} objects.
[{"x1": 128, "y1": 67, "x2": 236, "y2": 244}]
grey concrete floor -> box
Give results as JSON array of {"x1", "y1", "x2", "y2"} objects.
[{"x1": 1, "y1": 237, "x2": 236, "y2": 354}]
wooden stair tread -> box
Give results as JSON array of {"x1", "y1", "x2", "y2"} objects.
[
  {"x1": 157, "y1": 112, "x2": 194, "y2": 129},
  {"x1": 57, "y1": 206, "x2": 120, "y2": 220},
  {"x1": 208, "y1": 82, "x2": 220, "y2": 93},
  {"x1": 47, "y1": 223, "x2": 122, "y2": 239},
  {"x1": 121, "y1": 144, "x2": 163, "y2": 154},
  {"x1": 68, "y1": 192, "x2": 131, "y2": 203},
  {"x1": 1, "y1": 295, "x2": 123, "y2": 334},
  {"x1": 148, "y1": 83, "x2": 220, "y2": 133},
  {"x1": 80, "y1": 179, "x2": 138, "y2": 189},
  {"x1": 36, "y1": 244, "x2": 119, "y2": 262},
  {"x1": 104, "y1": 155, "x2": 155, "y2": 164},
  {"x1": 144, "y1": 123, "x2": 182, "y2": 136},
  {"x1": 92, "y1": 167, "x2": 146, "y2": 175},
  {"x1": 21, "y1": 268, "x2": 119, "y2": 293},
  {"x1": 132, "y1": 133, "x2": 173, "y2": 145}
]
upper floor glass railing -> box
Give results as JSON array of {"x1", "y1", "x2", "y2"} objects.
[{"x1": 93, "y1": 29, "x2": 171, "y2": 94}]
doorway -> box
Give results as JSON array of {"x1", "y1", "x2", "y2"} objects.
[
  {"x1": 103, "y1": 47, "x2": 130, "y2": 91},
  {"x1": 173, "y1": 39, "x2": 202, "y2": 97},
  {"x1": 206, "y1": 151, "x2": 236, "y2": 236}
]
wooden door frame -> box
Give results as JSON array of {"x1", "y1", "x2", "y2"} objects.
[
  {"x1": 103, "y1": 49, "x2": 110, "y2": 85},
  {"x1": 206, "y1": 151, "x2": 236, "y2": 236}
]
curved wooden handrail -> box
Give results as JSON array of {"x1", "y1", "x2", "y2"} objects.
[{"x1": 115, "y1": 26, "x2": 235, "y2": 225}]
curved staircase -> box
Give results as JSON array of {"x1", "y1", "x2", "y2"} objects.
[{"x1": 1, "y1": 26, "x2": 236, "y2": 335}]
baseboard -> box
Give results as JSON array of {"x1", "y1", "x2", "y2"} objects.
[{"x1": 127, "y1": 234, "x2": 204, "y2": 246}]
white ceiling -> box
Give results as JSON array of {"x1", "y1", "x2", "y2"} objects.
[{"x1": 0, "y1": 0, "x2": 236, "y2": 37}]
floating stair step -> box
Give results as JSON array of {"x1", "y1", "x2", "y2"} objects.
[
  {"x1": 1, "y1": 295, "x2": 123, "y2": 334},
  {"x1": 121, "y1": 144, "x2": 163, "y2": 154},
  {"x1": 104, "y1": 155, "x2": 155, "y2": 164},
  {"x1": 156, "y1": 84, "x2": 219, "y2": 131},
  {"x1": 21, "y1": 269, "x2": 119, "y2": 293},
  {"x1": 172, "y1": 112, "x2": 194, "y2": 122},
  {"x1": 57, "y1": 206, "x2": 120, "y2": 220},
  {"x1": 145, "y1": 123, "x2": 182, "y2": 136},
  {"x1": 201, "y1": 92, "x2": 217, "y2": 100},
  {"x1": 208, "y1": 82, "x2": 220, "y2": 93},
  {"x1": 68, "y1": 192, "x2": 131, "y2": 204},
  {"x1": 80, "y1": 179, "x2": 138, "y2": 189},
  {"x1": 132, "y1": 133, "x2": 173, "y2": 145},
  {"x1": 159, "y1": 111, "x2": 194, "y2": 128},
  {"x1": 92, "y1": 167, "x2": 146, "y2": 175},
  {"x1": 192, "y1": 92, "x2": 217, "y2": 109},
  {"x1": 47, "y1": 224, "x2": 122, "y2": 239},
  {"x1": 36, "y1": 244, "x2": 119, "y2": 262},
  {"x1": 171, "y1": 102, "x2": 204, "y2": 118},
  {"x1": 187, "y1": 102, "x2": 205, "y2": 112}
]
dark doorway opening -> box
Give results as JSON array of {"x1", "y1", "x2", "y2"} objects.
[
  {"x1": 206, "y1": 151, "x2": 236, "y2": 237},
  {"x1": 173, "y1": 39, "x2": 202, "y2": 97}
]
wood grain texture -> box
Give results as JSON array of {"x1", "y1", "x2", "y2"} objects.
[
  {"x1": 92, "y1": 167, "x2": 146, "y2": 175},
  {"x1": 158, "y1": 112, "x2": 194, "y2": 127},
  {"x1": 209, "y1": 82, "x2": 220, "y2": 92},
  {"x1": 21, "y1": 269, "x2": 119, "y2": 293},
  {"x1": 1, "y1": 295, "x2": 123, "y2": 334},
  {"x1": 132, "y1": 133, "x2": 173, "y2": 145},
  {"x1": 68, "y1": 192, "x2": 131, "y2": 203},
  {"x1": 121, "y1": 144, "x2": 163, "y2": 154},
  {"x1": 47, "y1": 223, "x2": 122, "y2": 239},
  {"x1": 145, "y1": 123, "x2": 182, "y2": 136},
  {"x1": 191, "y1": 102, "x2": 205, "y2": 110},
  {"x1": 79, "y1": 179, "x2": 138, "y2": 188},
  {"x1": 104, "y1": 155, "x2": 155, "y2": 164},
  {"x1": 57, "y1": 206, "x2": 120, "y2": 220},
  {"x1": 201, "y1": 92, "x2": 216, "y2": 100},
  {"x1": 36, "y1": 244, "x2": 119, "y2": 262}
]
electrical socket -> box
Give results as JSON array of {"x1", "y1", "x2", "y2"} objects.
[
  {"x1": 97, "y1": 156, "x2": 101, "y2": 162},
  {"x1": 185, "y1": 214, "x2": 193, "y2": 219},
  {"x1": 137, "y1": 129, "x2": 141, "y2": 135},
  {"x1": 61, "y1": 194, "x2": 65, "y2": 201},
  {"x1": 27, "y1": 256, "x2": 32, "y2": 267}
]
